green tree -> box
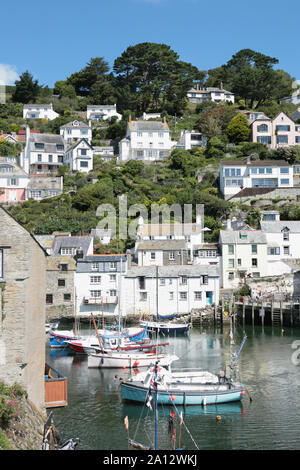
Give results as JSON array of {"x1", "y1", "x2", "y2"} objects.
[
  {"x1": 113, "y1": 42, "x2": 203, "y2": 115},
  {"x1": 12, "y1": 71, "x2": 40, "y2": 104},
  {"x1": 226, "y1": 113, "x2": 251, "y2": 144},
  {"x1": 66, "y1": 57, "x2": 114, "y2": 99}
]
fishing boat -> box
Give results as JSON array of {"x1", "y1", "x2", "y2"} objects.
[
  {"x1": 49, "y1": 329, "x2": 81, "y2": 349},
  {"x1": 88, "y1": 351, "x2": 178, "y2": 369},
  {"x1": 140, "y1": 320, "x2": 191, "y2": 336},
  {"x1": 121, "y1": 336, "x2": 248, "y2": 406},
  {"x1": 65, "y1": 334, "x2": 167, "y2": 355}
]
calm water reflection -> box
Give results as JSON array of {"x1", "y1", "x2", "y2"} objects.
[{"x1": 47, "y1": 324, "x2": 300, "y2": 450}]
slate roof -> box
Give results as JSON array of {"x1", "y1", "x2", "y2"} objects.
[
  {"x1": 128, "y1": 120, "x2": 169, "y2": 132},
  {"x1": 125, "y1": 265, "x2": 219, "y2": 278},
  {"x1": 136, "y1": 240, "x2": 187, "y2": 251},
  {"x1": 29, "y1": 133, "x2": 65, "y2": 154},
  {"x1": 52, "y1": 236, "x2": 93, "y2": 256},
  {"x1": 60, "y1": 120, "x2": 90, "y2": 129},
  {"x1": 260, "y1": 221, "x2": 300, "y2": 233},
  {"x1": 219, "y1": 230, "x2": 267, "y2": 244},
  {"x1": 220, "y1": 160, "x2": 290, "y2": 167}
]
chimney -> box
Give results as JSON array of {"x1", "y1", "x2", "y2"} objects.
[
  {"x1": 126, "y1": 249, "x2": 132, "y2": 269},
  {"x1": 226, "y1": 219, "x2": 232, "y2": 231}
]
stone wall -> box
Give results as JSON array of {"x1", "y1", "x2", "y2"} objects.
[
  {"x1": 246, "y1": 271, "x2": 300, "y2": 299},
  {"x1": 0, "y1": 208, "x2": 46, "y2": 411}
]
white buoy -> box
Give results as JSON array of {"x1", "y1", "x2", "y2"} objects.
[{"x1": 203, "y1": 397, "x2": 206, "y2": 406}]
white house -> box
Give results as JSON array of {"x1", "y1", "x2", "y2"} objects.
[
  {"x1": 187, "y1": 85, "x2": 234, "y2": 104},
  {"x1": 176, "y1": 130, "x2": 207, "y2": 150},
  {"x1": 123, "y1": 265, "x2": 220, "y2": 317},
  {"x1": 87, "y1": 105, "x2": 122, "y2": 122},
  {"x1": 90, "y1": 228, "x2": 112, "y2": 245},
  {"x1": 64, "y1": 138, "x2": 93, "y2": 173},
  {"x1": 27, "y1": 176, "x2": 63, "y2": 201},
  {"x1": 75, "y1": 254, "x2": 127, "y2": 317},
  {"x1": 118, "y1": 118, "x2": 176, "y2": 162},
  {"x1": 280, "y1": 88, "x2": 300, "y2": 106},
  {"x1": 23, "y1": 103, "x2": 59, "y2": 120},
  {"x1": 93, "y1": 146, "x2": 115, "y2": 161},
  {"x1": 261, "y1": 220, "x2": 300, "y2": 275},
  {"x1": 20, "y1": 127, "x2": 66, "y2": 174},
  {"x1": 139, "y1": 112, "x2": 161, "y2": 121},
  {"x1": 60, "y1": 120, "x2": 92, "y2": 144},
  {"x1": 219, "y1": 228, "x2": 268, "y2": 290},
  {"x1": 219, "y1": 159, "x2": 293, "y2": 199}
]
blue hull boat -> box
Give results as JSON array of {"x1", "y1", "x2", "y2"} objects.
[{"x1": 121, "y1": 365, "x2": 245, "y2": 406}]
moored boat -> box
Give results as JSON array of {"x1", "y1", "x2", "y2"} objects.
[
  {"x1": 140, "y1": 320, "x2": 191, "y2": 335},
  {"x1": 88, "y1": 351, "x2": 178, "y2": 369},
  {"x1": 121, "y1": 362, "x2": 245, "y2": 406}
]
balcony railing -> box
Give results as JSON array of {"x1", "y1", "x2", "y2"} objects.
[{"x1": 83, "y1": 296, "x2": 118, "y2": 305}]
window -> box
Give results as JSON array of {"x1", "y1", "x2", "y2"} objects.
[
  {"x1": 179, "y1": 292, "x2": 187, "y2": 301},
  {"x1": 268, "y1": 247, "x2": 280, "y2": 255},
  {"x1": 296, "y1": 137, "x2": 300, "y2": 143},
  {"x1": 137, "y1": 151, "x2": 144, "y2": 158},
  {"x1": 92, "y1": 262, "x2": 99, "y2": 271},
  {"x1": 38, "y1": 154, "x2": 42, "y2": 162},
  {"x1": 194, "y1": 291, "x2": 202, "y2": 300},
  {"x1": 90, "y1": 290, "x2": 101, "y2": 298},
  {"x1": 277, "y1": 135, "x2": 288, "y2": 144},
  {"x1": 238, "y1": 259, "x2": 242, "y2": 266},
  {"x1": 35, "y1": 143, "x2": 44, "y2": 149},
  {"x1": 46, "y1": 294, "x2": 53, "y2": 304},
  {"x1": 252, "y1": 258, "x2": 258, "y2": 267},
  {"x1": 169, "y1": 292, "x2": 174, "y2": 300},
  {"x1": 283, "y1": 246, "x2": 290, "y2": 255},
  {"x1": 58, "y1": 279, "x2": 65, "y2": 287},
  {"x1": 160, "y1": 278, "x2": 166, "y2": 286},
  {"x1": 61, "y1": 247, "x2": 75, "y2": 255},
  {"x1": 110, "y1": 290, "x2": 117, "y2": 296},
  {"x1": 169, "y1": 251, "x2": 175, "y2": 260},
  {"x1": 150, "y1": 252, "x2": 156, "y2": 260},
  {"x1": 158, "y1": 132, "x2": 164, "y2": 138},
  {"x1": 228, "y1": 272, "x2": 234, "y2": 280},
  {"x1": 109, "y1": 262, "x2": 117, "y2": 270},
  {"x1": 180, "y1": 276, "x2": 187, "y2": 285},
  {"x1": 56, "y1": 145, "x2": 64, "y2": 151},
  {"x1": 139, "y1": 276, "x2": 145, "y2": 290},
  {"x1": 64, "y1": 293, "x2": 71, "y2": 301},
  {"x1": 90, "y1": 276, "x2": 101, "y2": 284},
  {"x1": 280, "y1": 179, "x2": 290, "y2": 185},
  {"x1": 81, "y1": 149, "x2": 87, "y2": 156},
  {"x1": 140, "y1": 292, "x2": 147, "y2": 301},
  {"x1": 252, "y1": 244, "x2": 257, "y2": 254},
  {"x1": 283, "y1": 230, "x2": 289, "y2": 241},
  {"x1": 110, "y1": 274, "x2": 116, "y2": 281},
  {"x1": 228, "y1": 259, "x2": 234, "y2": 268},
  {"x1": 137, "y1": 132, "x2": 142, "y2": 137},
  {"x1": 228, "y1": 244, "x2": 234, "y2": 254},
  {"x1": 276, "y1": 125, "x2": 290, "y2": 132},
  {"x1": 257, "y1": 124, "x2": 268, "y2": 132},
  {"x1": 257, "y1": 136, "x2": 271, "y2": 144},
  {"x1": 253, "y1": 272, "x2": 260, "y2": 278},
  {"x1": 201, "y1": 275, "x2": 208, "y2": 285},
  {"x1": 8, "y1": 178, "x2": 17, "y2": 186},
  {"x1": 280, "y1": 167, "x2": 289, "y2": 174},
  {"x1": 48, "y1": 155, "x2": 53, "y2": 163},
  {"x1": 148, "y1": 132, "x2": 153, "y2": 137},
  {"x1": 59, "y1": 264, "x2": 68, "y2": 271},
  {"x1": 80, "y1": 161, "x2": 88, "y2": 167}
]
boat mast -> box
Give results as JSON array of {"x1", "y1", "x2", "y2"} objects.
[{"x1": 154, "y1": 361, "x2": 158, "y2": 450}]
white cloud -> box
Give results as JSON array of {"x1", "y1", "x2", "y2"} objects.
[{"x1": 0, "y1": 64, "x2": 19, "y2": 86}]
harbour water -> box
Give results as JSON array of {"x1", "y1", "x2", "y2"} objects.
[{"x1": 46, "y1": 324, "x2": 300, "y2": 450}]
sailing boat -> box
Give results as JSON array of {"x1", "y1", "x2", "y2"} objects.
[
  {"x1": 121, "y1": 336, "x2": 247, "y2": 406},
  {"x1": 139, "y1": 266, "x2": 191, "y2": 335}
]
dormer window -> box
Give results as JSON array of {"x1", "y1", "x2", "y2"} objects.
[{"x1": 282, "y1": 227, "x2": 290, "y2": 241}]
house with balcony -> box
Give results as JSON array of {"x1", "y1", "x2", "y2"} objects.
[
  {"x1": 75, "y1": 254, "x2": 127, "y2": 317},
  {"x1": 251, "y1": 111, "x2": 300, "y2": 149},
  {"x1": 187, "y1": 84, "x2": 234, "y2": 104},
  {"x1": 219, "y1": 159, "x2": 293, "y2": 199},
  {"x1": 23, "y1": 103, "x2": 59, "y2": 120},
  {"x1": 176, "y1": 130, "x2": 207, "y2": 150},
  {"x1": 64, "y1": 138, "x2": 94, "y2": 173},
  {"x1": 60, "y1": 120, "x2": 92, "y2": 144},
  {"x1": 118, "y1": 118, "x2": 176, "y2": 162},
  {"x1": 87, "y1": 104, "x2": 122, "y2": 121},
  {"x1": 123, "y1": 264, "x2": 220, "y2": 316},
  {"x1": 20, "y1": 127, "x2": 66, "y2": 175},
  {"x1": 219, "y1": 228, "x2": 268, "y2": 290},
  {"x1": 27, "y1": 176, "x2": 63, "y2": 201}
]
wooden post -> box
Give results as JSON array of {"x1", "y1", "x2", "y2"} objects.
[
  {"x1": 271, "y1": 300, "x2": 274, "y2": 326},
  {"x1": 280, "y1": 301, "x2": 283, "y2": 328},
  {"x1": 252, "y1": 301, "x2": 255, "y2": 326},
  {"x1": 290, "y1": 303, "x2": 293, "y2": 328},
  {"x1": 261, "y1": 302, "x2": 264, "y2": 328},
  {"x1": 242, "y1": 299, "x2": 245, "y2": 326}
]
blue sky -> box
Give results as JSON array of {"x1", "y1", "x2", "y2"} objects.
[{"x1": 1, "y1": 0, "x2": 299, "y2": 87}]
